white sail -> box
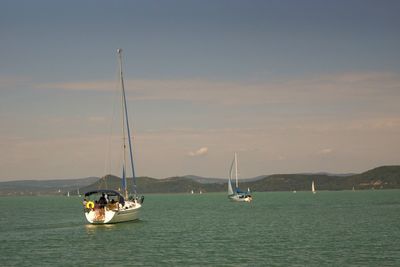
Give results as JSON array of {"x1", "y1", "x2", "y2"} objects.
[
  {"x1": 227, "y1": 152, "x2": 252, "y2": 202},
  {"x1": 228, "y1": 174, "x2": 234, "y2": 195},
  {"x1": 312, "y1": 180, "x2": 316, "y2": 194},
  {"x1": 228, "y1": 154, "x2": 235, "y2": 195}
]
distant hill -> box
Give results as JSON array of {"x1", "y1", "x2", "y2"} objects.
[
  {"x1": 184, "y1": 175, "x2": 228, "y2": 184},
  {"x1": 247, "y1": 166, "x2": 400, "y2": 191},
  {"x1": 79, "y1": 175, "x2": 226, "y2": 194},
  {"x1": 0, "y1": 177, "x2": 98, "y2": 196},
  {"x1": 184, "y1": 175, "x2": 267, "y2": 184},
  {"x1": 1, "y1": 166, "x2": 399, "y2": 196}
]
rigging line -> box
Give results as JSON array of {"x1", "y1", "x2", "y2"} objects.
[{"x1": 103, "y1": 58, "x2": 121, "y2": 179}]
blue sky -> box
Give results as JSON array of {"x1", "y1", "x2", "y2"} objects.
[{"x1": 1, "y1": 0, "x2": 399, "y2": 180}]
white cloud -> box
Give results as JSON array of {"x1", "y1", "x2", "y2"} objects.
[
  {"x1": 188, "y1": 147, "x2": 209, "y2": 157},
  {"x1": 277, "y1": 155, "x2": 286, "y2": 161},
  {"x1": 318, "y1": 148, "x2": 333, "y2": 155}
]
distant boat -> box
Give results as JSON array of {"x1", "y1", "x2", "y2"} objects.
[
  {"x1": 228, "y1": 152, "x2": 252, "y2": 202},
  {"x1": 191, "y1": 190, "x2": 194, "y2": 194},
  {"x1": 83, "y1": 49, "x2": 143, "y2": 224},
  {"x1": 67, "y1": 191, "x2": 70, "y2": 197},
  {"x1": 312, "y1": 180, "x2": 316, "y2": 194}
]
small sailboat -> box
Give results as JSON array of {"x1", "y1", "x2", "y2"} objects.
[
  {"x1": 228, "y1": 152, "x2": 252, "y2": 202},
  {"x1": 83, "y1": 49, "x2": 143, "y2": 224},
  {"x1": 312, "y1": 180, "x2": 316, "y2": 194}
]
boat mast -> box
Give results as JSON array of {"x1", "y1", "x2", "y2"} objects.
[
  {"x1": 117, "y1": 49, "x2": 137, "y2": 197},
  {"x1": 235, "y1": 152, "x2": 238, "y2": 188}
]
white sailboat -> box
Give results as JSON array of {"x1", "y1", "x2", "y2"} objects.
[
  {"x1": 312, "y1": 180, "x2": 316, "y2": 194},
  {"x1": 228, "y1": 152, "x2": 252, "y2": 202},
  {"x1": 83, "y1": 49, "x2": 143, "y2": 224}
]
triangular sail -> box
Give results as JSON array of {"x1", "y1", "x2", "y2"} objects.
[{"x1": 228, "y1": 156, "x2": 235, "y2": 195}]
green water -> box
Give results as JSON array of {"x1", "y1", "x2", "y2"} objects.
[{"x1": 0, "y1": 191, "x2": 399, "y2": 266}]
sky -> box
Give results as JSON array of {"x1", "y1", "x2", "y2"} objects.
[{"x1": 1, "y1": 0, "x2": 400, "y2": 181}]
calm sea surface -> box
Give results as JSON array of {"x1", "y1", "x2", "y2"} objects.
[{"x1": 0, "y1": 190, "x2": 399, "y2": 266}]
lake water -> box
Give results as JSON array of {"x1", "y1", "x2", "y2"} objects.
[{"x1": 0, "y1": 190, "x2": 399, "y2": 266}]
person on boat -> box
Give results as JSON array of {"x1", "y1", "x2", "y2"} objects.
[
  {"x1": 98, "y1": 193, "x2": 108, "y2": 208},
  {"x1": 109, "y1": 199, "x2": 118, "y2": 210},
  {"x1": 94, "y1": 200, "x2": 104, "y2": 220},
  {"x1": 119, "y1": 195, "x2": 125, "y2": 206}
]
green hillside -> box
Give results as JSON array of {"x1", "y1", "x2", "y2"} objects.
[
  {"x1": 1, "y1": 166, "x2": 399, "y2": 196},
  {"x1": 80, "y1": 166, "x2": 400, "y2": 194},
  {"x1": 79, "y1": 175, "x2": 226, "y2": 194}
]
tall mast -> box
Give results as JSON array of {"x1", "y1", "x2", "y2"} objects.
[
  {"x1": 235, "y1": 152, "x2": 238, "y2": 188},
  {"x1": 117, "y1": 48, "x2": 137, "y2": 197}
]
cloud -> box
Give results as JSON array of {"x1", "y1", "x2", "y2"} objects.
[
  {"x1": 33, "y1": 71, "x2": 400, "y2": 110},
  {"x1": 37, "y1": 81, "x2": 115, "y2": 91},
  {"x1": 277, "y1": 155, "x2": 286, "y2": 161},
  {"x1": 318, "y1": 148, "x2": 333, "y2": 155},
  {"x1": 188, "y1": 147, "x2": 209, "y2": 157}
]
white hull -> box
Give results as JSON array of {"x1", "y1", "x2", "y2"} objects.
[
  {"x1": 229, "y1": 194, "x2": 252, "y2": 202},
  {"x1": 85, "y1": 200, "x2": 141, "y2": 224}
]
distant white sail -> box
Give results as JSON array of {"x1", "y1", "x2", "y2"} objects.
[
  {"x1": 228, "y1": 155, "x2": 235, "y2": 195},
  {"x1": 227, "y1": 152, "x2": 252, "y2": 202},
  {"x1": 312, "y1": 180, "x2": 316, "y2": 194}
]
